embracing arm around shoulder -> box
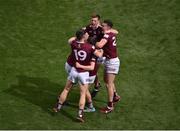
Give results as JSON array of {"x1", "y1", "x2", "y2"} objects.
[
  {"x1": 94, "y1": 49, "x2": 103, "y2": 58},
  {"x1": 96, "y1": 38, "x2": 107, "y2": 49},
  {"x1": 68, "y1": 37, "x2": 76, "y2": 44},
  {"x1": 110, "y1": 28, "x2": 119, "y2": 35}
]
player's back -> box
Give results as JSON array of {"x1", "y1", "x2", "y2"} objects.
[
  {"x1": 103, "y1": 32, "x2": 118, "y2": 59},
  {"x1": 71, "y1": 40, "x2": 95, "y2": 72}
]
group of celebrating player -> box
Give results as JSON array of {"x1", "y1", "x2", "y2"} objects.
[{"x1": 53, "y1": 14, "x2": 121, "y2": 122}]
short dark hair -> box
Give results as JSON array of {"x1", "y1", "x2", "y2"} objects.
[
  {"x1": 76, "y1": 29, "x2": 86, "y2": 40},
  {"x1": 87, "y1": 36, "x2": 97, "y2": 45},
  {"x1": 104, "y1": 19, "x2": 113, "y2": 28},
  {"x1": 91, "y1": 14, "x2": 101, "y2": 20}
]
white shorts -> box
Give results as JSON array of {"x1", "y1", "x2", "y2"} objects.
[
  {"x1": 88, "y1": 75, "x2": 96, "y2": 84},
  {"x1": 97, "y1": 57, "x2": 106, "y2": 64},
  {"x1": 68, "y1": 67, "x2": 89, "y2": 85},
  {"x1": 65, "y1": 62, "x2": 72, "y2": 75},
  {"x1": 104, "y1": 57, "x2": 120, "y2": 74}
]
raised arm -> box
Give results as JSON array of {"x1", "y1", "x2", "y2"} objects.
[{"x1": 110, "y1": 28, "x2": 119, "y2": 35}]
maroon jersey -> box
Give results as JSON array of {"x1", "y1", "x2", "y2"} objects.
[
  {"x1": 71, "y1": 40, "x2": 96, "y2": 72},
  {"x1": 67, "y1": 53, "x2": 74, "y2": 66},
  {"x1": 66, "y1": 40, "x2": 77, "y2": 66},
  {"x1": 89, "y1": 56, "x2": 98, "y2": 76},
  {"x1": 102, "y1": 32, "x2": 118, "y2": 59},
  {"x1": 85, "y1": 25, "x2": 104, "y2": 42}
]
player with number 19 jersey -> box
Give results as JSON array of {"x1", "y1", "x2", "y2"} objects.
[
  {"x1": 71, "y1": 40, "x2": 96, "y2": 72},
  {"x1": 68, "y1": 40, "x2": 96, "y2": 85}
]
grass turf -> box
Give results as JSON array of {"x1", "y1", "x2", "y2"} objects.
[{"x1": 0, "y1": 0, "x2": 179, "y2": 129}]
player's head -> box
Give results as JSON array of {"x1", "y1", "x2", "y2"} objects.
[
  {"x1": 87, "y1": 37, "x2": 96, "y2": 45},
  {"x1": 91, "y1": 14, "x2": 101, "y2": 27},
  {"x1": 102, "y1": 19, "x2": 113, "y2": 31},
  {"x1": 76, "y1": 29, "x2": 89, "y2": 41}
]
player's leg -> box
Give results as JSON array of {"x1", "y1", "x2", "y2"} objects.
[
  {"x1": 79, "y1": 84, "x2": 88, "y2": 110},
  {"x1": 100, "y1": 58, "x2": 120, "y2": 113},
  {"x1": 84, "y1": 75, "x2": 96, "y2": 112},
  {"x1": 84, "y1": 88, "x2": 96, "y2": 112},
  {"x1": 91, "y1": 57, "x2": 106, "y2": 97},
  {"x1": 94, "y1": 64, "x2": 101, "y2": 88},
  {"x1": 107, "y1": 74, "x2": 120, "y2": 104},
  {"x1": 91, "y1": 63, "x2": 101, "y2": 98},
  {"x1": 106, "y1": 73, "x2": 115, "y2": 104},
  {"x1": 53, "y1": 80, "x2": 73, "y2": 112},
  {"x1": 106, "y1": 73, "x2": 121, "y2": 104},
  {"x1": 112, "y1": 59, "x2": 121, "y2": 104},
  {"x1": 113, "y1": 87, "x2": 121, "y2": 104},
  {"x1": 100, "y1": 73, "x2": 115, "y2": 113},
  {"x1": 53, "y1": 67, "x2": 77, "y2": 112},
  {"x1": 58, "y1": 80, "x2": 73, "y2": 105},
  {"x1": 77, "y1": 83, "x2": 88, "y2": 122},
  {"x1": 76, "y1": 71, "x2": 89, "y2": 122},
  {"x1": 106, "y1": 58, "x2": 121, "y2": 104}
]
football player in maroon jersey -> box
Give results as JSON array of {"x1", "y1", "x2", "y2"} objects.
[
  {"x1": 96, "y1": 20, "x2": 121, "y2": 114},
  {"x1": 53, "y1": 29, "x2": 103, "y2": 122},
  {"x1": 84, "y1": 14, "x2": 104, "y2": 42},
  {"x1": 84, "y1": 14, "x2": 119, "y2": 98}
]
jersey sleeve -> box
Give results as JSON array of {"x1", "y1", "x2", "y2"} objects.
[
  {"x1": 68, "y1": 40, "x2": 75, "y2": 45},
  {"x1": 103, "y1": 33, "x2": 110, "y2": 41},
  {"x1": 70, "y1": 40, "x2": 76, "y2": 49}
]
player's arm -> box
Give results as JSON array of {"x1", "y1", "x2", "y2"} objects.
[
  {"x1": 96, "y1": 38, "x2": 107, "y2": 48},
  {"x1": 76, "y1": 61, "x2": 95, "y2": 71},
  {"x1": 68, "y1": 37, "x2": 76, "y2": 44},
  {"x1": 110, "y1": 28, "x2": 119, "y2": 35},
  {"x1": 93, "y1": 49, "x2": 103, "y2": 58}
]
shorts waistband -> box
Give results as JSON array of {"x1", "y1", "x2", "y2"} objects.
[{"x1": 106, "y1": 57, "x2": 119, "y2": 61}]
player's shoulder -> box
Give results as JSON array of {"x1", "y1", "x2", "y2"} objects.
[
  {"x1": 103, "y1": 32, "x2": 115, "y2": 39},
  {"x1": 71, "y1": 39, "x2": 77, "y2": 44},
  {"x1": 86, "y1": 24, "x2": 92, "y2": 29},
  {"x1": 70, "y1": 39, "x2": 78, "y2": 47}
]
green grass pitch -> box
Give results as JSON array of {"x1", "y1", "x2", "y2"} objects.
[{"x1": 0, "y1": 0, "x2": 179, "y2": 129}]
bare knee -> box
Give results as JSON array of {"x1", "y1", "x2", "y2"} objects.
[
  {"x1": 64, "y1": 85, "x2": 72, "y2": 92},
  {"x1": 105, "y1": 82, "x2": 114, "y2": 88}
]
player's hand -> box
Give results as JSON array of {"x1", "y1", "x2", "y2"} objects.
[
  {"x1": 75, "y1": 62, "x2": 81, "y2": 68},
  {"x1": 99, "y1": 49, "x2": 104, "y2": 53}
]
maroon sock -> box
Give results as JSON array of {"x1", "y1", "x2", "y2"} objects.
[{"x1": 108, "y1": 102, "x2": 113, "y2": 107}]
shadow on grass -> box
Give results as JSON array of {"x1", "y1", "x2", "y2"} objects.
[{"x1": 3, "y1": 75, "x2": 79, "y2": 121}]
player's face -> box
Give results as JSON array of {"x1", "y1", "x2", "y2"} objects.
[
  {"x1": 91, "y1": 17, "x2": 99, "y2": 27},
  {"x1": 102, "y1": 23, "x2": 109, "y2": 31},
  {"x1": 83, "y1": 32, "x2": 89, "y2": 41}
]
